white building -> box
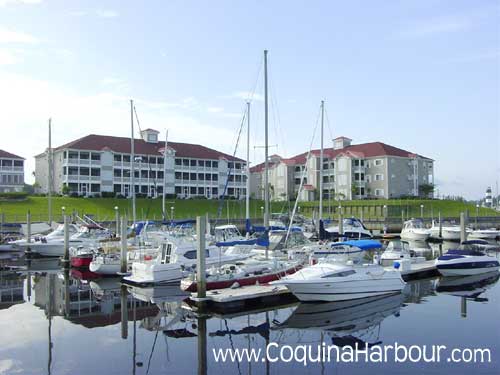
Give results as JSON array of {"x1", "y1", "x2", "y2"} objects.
[
  {"x1": 35, "y1": 129, "x2": 246, "y2": 199},
  {"x1": 250, "y1": 136, "x2": 434, "y2": 201},
  {"x1": 0, "y1": 150, "x2": 24, "y2": 193}
]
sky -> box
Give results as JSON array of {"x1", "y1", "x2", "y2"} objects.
[{"x1": 0, "y1": 0, "x2": 498, "y2": 199}]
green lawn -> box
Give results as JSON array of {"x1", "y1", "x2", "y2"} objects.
[{"x1": 0, "y1": 196, "x2": 497, "y2": 223}]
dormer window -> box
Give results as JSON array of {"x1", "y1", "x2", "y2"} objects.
[{"x1": 140, "y1": 128, "x2": 160, "y2": 144}]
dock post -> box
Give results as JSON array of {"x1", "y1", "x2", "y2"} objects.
[
  {"x1": 360, "y1": 207, "x2": 363, "y2": 223},
  {"x1": 438, "y1": 211, "x2": 442, "y2": 238},
  {"x1": 120, "y1": 285, "x2": 128, "y2": 339},
  {"x1": 338, "y1": 206, "x2": 343, "y2": 238},
  {"x1": 26, "y1": 210, "x2": 31, "y2": 250},
  {"x1": 120, "y1": 215, "x2": 128, "y2": 274},
  {"x1": 401, "y1": 209, "x2": 405, "y2": 224},
  {"x1": 461, "y1": 296, "x2": 467, "y2": 318},
  {"x1": 460, "y1": 212, "x2": 466, "y2": 243},
  {"x1": 0, "y1": 212, "x2": 3, "y2": 242},
  {"x1": 196, "y1": 216, "x2": 206, "y2": 299},
  {"x1": 62, "y1": 214, "x2": 70, "y2": 265},
  {"x1": 197, "y1": 315, "x2": 207, "y2": 375}
]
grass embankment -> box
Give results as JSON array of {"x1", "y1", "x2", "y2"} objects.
[{"x1": 0, "y1": 197, "x2": 497, "y2": 222}]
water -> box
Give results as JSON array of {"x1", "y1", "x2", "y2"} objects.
[{"x1": 0, "y1": 248, "x2": 499, "y2": 375}]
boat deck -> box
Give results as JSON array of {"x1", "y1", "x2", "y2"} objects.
[{"x1": 385, "y1": 260, "x2": 439, "y2": 281}]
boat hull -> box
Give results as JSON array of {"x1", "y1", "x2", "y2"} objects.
[
  {"x1": 123, "y1": 262, "x2": 183, "y2": 285},
  {"x1": 436, "y1": 256, "x2": 500, "y2": 277},
  {"x1": 89, "y1": 261, "x2": 121, "y2": 275},
  {"x1": 400, "y1": 232, "x2": 430, "y2": 241},
  {"x1": 181, "y1": 265, "x2": 302, "y2": 292},
  {"x1": 71, "y1": 256, "x2": 92, "y2": 268},
  {"x1": 283, "y1": 277, "x2": 406, "y2": 302}
]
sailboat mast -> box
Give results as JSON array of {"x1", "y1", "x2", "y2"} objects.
[
  {"x1": 245, "y1": 102, "x2": 251, "y2": 224},
  {"x1": 47, "y1": 118, "x2": 52, "y2": 225},
  {"x1": 319, "y1": 100, "x2": 324, "y2": 222},
  {"x1": 130, "y1": 99, "x2": 136, "y2": 226},
  {"x1": 263, "y1": 50, "x2": 269, "y2": 230},
  {"x1": 162, "y1": 130, "x2": 168, "y2": 220}
]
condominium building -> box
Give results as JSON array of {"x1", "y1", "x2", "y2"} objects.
[
  {"x1": 35, "y1": 129, "x2": 246, "y2": 199},
  {"x1": 0, "y1": 150, "x2": 25, "y2": 193},
  {"x1": 250, "y1": 136, "x2": 434, "y2": 201}
]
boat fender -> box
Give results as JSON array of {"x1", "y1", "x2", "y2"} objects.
[
  {"x1": 230, "y1": 282, "x2": 240, "y2": 289},
  {"x1": 393, "y1": 262, "x2": 401, "y2": 269}
]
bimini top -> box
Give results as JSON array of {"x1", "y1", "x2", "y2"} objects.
[{"x1": 331, "y1": 239, "x2": 382, "y2": 250}]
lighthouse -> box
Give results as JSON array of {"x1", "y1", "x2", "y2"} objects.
[{"x1": 485, "y1": 187, "x2": 492, "y2": 207}]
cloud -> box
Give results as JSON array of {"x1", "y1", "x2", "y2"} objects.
[
  {"x1": 96, "y1": 9, "x2": 119, "y2": 18},
  {"x1": 0, "y1": 49, "x2": 19, "y2": 64},
  {"x1": 227, "y1": 91, "x2": 264, "y2": 102},
  {"x1": 0, "y1": 27, "x2": 38, "y2": 44},
  {"x1": 0, "y1": 0, "x2": 41, "y2": 6},
  {"x1": 207, "y1": 106, "x2": 224, "y2": 113}
]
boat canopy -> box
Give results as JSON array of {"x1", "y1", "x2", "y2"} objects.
[
  {"x1": 215, "y1": 232, "x2": 270, "y2": 248},
  {"x1": 331, "y1": 239, "x2": 382, "y2": 250}
]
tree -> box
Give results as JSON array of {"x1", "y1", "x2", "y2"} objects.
[
  {"x1": 419, "y1": 183, "x2": 435, "y2": 198},
  {"x1": 61, "y1": 184, "x2": 70, "y2": 195}
]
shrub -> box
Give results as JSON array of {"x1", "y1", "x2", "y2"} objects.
[
  {"x1": 101, "y1": 191, "x2": 116, "y2": 198},
  {"x1": 0, "y1": 192, "x2": 28, "y2": 200}
]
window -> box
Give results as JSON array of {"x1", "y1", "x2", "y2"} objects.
[
  {"x1": 182, "y1": 159, "x2": 189, "y2": 167},
  {"x1": 190, "y1": 173, "x2": 196, "y2": 180},
  {"x1": 123, "y1": 169, "x2": 130, "y2": 177},
  {"x1": 91, "y1": 168, "x2": 100, "y2": 176},
  {"x1": 14, "y1": 160, "x2": 23, "y2": 167},
  {"x1": 205, "y1": 161, "x2": 211, "y2": 168},
  {"x1": 123, "y1": 155, "x2": 130, "y2": 163},
  {"x1": 149, "y1": 170, "x2": 156, "y2": 178},
  {"x1": 63, "y1": 167, "x2": 67, "y2": 175},
  {"x1": 80, "y1": 152, "x2": 89, "y2": 160},
  {"x1": 175, "y1": 172, "x2": 182, "y2": 180},
  {"x1": 375, "y1": 189, "x2": 384, "y2": 196},
  {"x1": 149, "y1": 157, "x2": 156, "y2": 164},
  {"x1": 323, "y1": 163, "x2": 329, "y2": 170},
  {"x1": 228, "y1": 162, "x2": 234, "y2": 169},
  {"x1": 68, "y1": 151, "x2": 78, "y2": 159},
  {"x1": 147, "y1": 134, "x2": 157, "y2": 142},
  {"x1": 91, "y1": 184, "x2": 100, "y2": 193},
  {"x1": 114, "y1": 154, "x2": 122, "y2": 162},
  {"x1": 375, "y1": 174, "x2": 383, "y2": 181},
  {"x1": 91, "y1": 153, "x2": 100, "y2": 161},
  {"x1": 198, "y1": 173, "x2": 205, "y2": 180},
  {"x1": 157, "y1": 171, "x2": 164, "y2": 179},
  {"x1": 113, "y1": 184, "x2": 121, "y2": 193},
  {"x1": 322, "y1": 176, "x2": 329, "y2": 183},
  {"x1": 175, "y1": 186, "x2": 182, "y2": 194},
  {"x1": 374, "y1": 159, "x2": 383, "y2": 166},
  {"x1": 182, "y1": 172, "x2": 189, "y2": 180},
  {"x1": 175, "y1": 158, "x2": 182, "y2": 166},
  {"x1": 228, "y1": 188, "x2": 234, "y2": 195},
  {"x1": 68, "y1": 167, "x2": 78, "y2": 176},
  {"x1": 322, "y1": 270, "x2": 356, "y2": 278},
  {"x1": 212, "y1": 174, "x2": 218, "y2": 181},
  {"x1": 80, "y1": 167, "x2": 89, "y2": 176},
  {"x1": 212, "y1": 187, "x2": 218, "y2": 195},
  {"x1": 198, "y1": 187, "x2": 204, "y2": 195},
  {"x1": 235, "y1": 163, "x2": 241, "y2": 169},
  {"x1": 190, "y1": 186, "x2": 196, "y2": 194},
  {"x1": 205, "y1": 174, "x2": 211, "y2": 181},
  {"x1": 158, "y1": 157, "x2": 164, "y2": 165},
  {"x1": 141, "y1": 170, "x2": 148, "y2": 178},
  {"x1": 190, "y1": 159, "x2": 196, "y2": 167},
  {"x1": 366, "y1": 175, "x2": 371, "y2": 183},
  {"x1": 141, "y1": 185, "x2": 148, "y2": 194},
  {"x1": 212, "y1": 161, "x2": 218, "y2": 168}
]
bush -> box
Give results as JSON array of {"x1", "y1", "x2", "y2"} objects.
[
  {"x1": 101, "y1": 191, "x2": 116, "y2": 198},
  {"x1": 116, "y1": 194, "x2": 126, "y2": 199},
  {"x1": 0, "y1": 192, "x2": 28, "y2": 200},
  {"x1": 136, "y1": 193, "x2": 147, "y2": 198},
  {"x1": 70, "y1": 192, "x2": 79, "y2": 198}
]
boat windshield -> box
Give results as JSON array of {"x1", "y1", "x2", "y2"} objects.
[
  {"x1": 385, "y1": 241, "x2": 410, "y2": 253},
  {"x1": 214, "y1": 226, "x2": 241, "y2": 242},
  {"x1": 406, "y1": 220, "x2": 425, "y2": 229},
  {"x1": 344, "y1": 218, "x2": 361, "y2": 227},
  {"x1": 268, "y1": 231, "x2": 310, "y2": 250}
]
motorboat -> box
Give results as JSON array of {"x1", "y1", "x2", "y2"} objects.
[
  {"x1": 70, "y1": 246, "x2": 97, "y2": 268},
  {"x1": 21, "y1": 225, "x2": 112, "y2": 257},
  {"x1": 299, "y1": 239, "x2": 382, "y2": 264},
  {"x1": 468, "y1": 228, "x2": 500, "y2": 240},
  {"x1": 180, "y1": 257, "x2": 303, "y2": 292},
  {"x1": 272, "y1": 259, "x2": 406, "y2": 302},
  {"x1": 89, "y1": 246, "x2": 159, "y2": 275},
  {"x1": 435, "y1": 244, "x2": 500, "y2": 276},
  {"x1": 123, "y1": 240, "x2": 251, "y2": 285},
  {"x1": 8, "y1": 223, "x2": 81, "y2": 252},
  {"x1": 323, "y1": 218, "x2": 372, "y2": 239},
  {"x1": 400, "y1": 219, "x2": 430, "y2": 241},
  {"x1": 379, "y1": 241, "x2": 427, "y2": 267},
  {"x1": 429, "y1": 220, "x2": 471, "y2": 241}
]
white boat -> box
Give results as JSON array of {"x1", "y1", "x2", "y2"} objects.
[
  {"x1": 8, "y1": 223, "x2": 81, "y2": 251},
  {"x1": 400, "y1": 219, "x2": 430, "y2": 241},
  {"x1": 324, "y1": 218, "x2": 372, "y2": 239},
  {"x1": 23, "y1": 225, "x2": 112, "y2": 257},
  {"x1": 436, "y1": 271, "x2": 500, "y2": 298},
  {"x1": 123, "y1": 240, "x2": 251, "y2": 285},
  {"x1": 299, "y1": 239, "x2": 382, "y2": 264},
  {"x1": 379, "y1": 241, "x2": 427, "y2": 267},
  {"x1": 468, "y1": 228, "x2": 500, "y2": 240},
  {"x1": 435, "y1": 245, "x2": 500, "y2": 276},
  {"x1": 429, "y1": 220, "x2": 471, "y2": 241},
  {"x1": 273, "y1": 259, "x2": 406, "y2": 302},
  {"x1": 89, "y1": 246, "x2": 159, "y2": 275}
]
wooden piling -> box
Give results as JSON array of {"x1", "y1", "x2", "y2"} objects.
[
  {"x1": 120, "y1": 216, "x2": 128, "y2": 274},
  {"x1": 197, "y1": 316, "x2": 207, "y2": 375},
  {"x1": 438, "y1": 211, "x2": 442, "y2": 238},
  {"x1": 460, "y1": 212, "x2": 466, "y2": 243},
  {"x1": 120, "y1": 285, "x2": 128, "y2": 339},
  {"x1": 62, "y1": 214, "x2": 69, "y2": 264},
  {"x1": 196, "y1": 216, "x2": 207, "y2": 299},
  {"x1": 26, "y1": 211, "x2": 31, "y2": 248},
  {"x1": 338, "y1": 208, "x2": 343, "y2": 236}
]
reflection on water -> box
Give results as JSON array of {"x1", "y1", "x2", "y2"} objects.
[{"x1": 0, "y1": 253, "x2": 499, "y2": 374}]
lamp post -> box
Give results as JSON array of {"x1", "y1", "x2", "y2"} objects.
[
  {"x1": 61, "y1": 206, "x2": 65, "y2": 222},
  {"x1": 114, "y1": 206, "x2": 119, "y2": 236},
  {"x1": 170, "y1": 206, "x2": 175, "y2": 222},
  {"x1": 475, "y1": 204, "x2": 479, "y2": 228},
  {"x1": 420, "y1": 204, "x2": 424, "y2": 220},
  {"x1": 260, "y1": 206, "x2": 264, "y2": 221}
]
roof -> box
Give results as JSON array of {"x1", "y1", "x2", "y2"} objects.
[
  {"x1": 0, "y1": 149, "x2": 24, "y2": 160},
  {"x1": 37, "y1": 134, "x2": 244, "y2": 162}
]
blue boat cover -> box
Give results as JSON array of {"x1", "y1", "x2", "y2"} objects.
[
  {"x1": 330, "y1": 239, "x2": 382, "y2": 250},
  {"x1": 216, "y1": 231, "x2": 270, "y2": 247}
]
